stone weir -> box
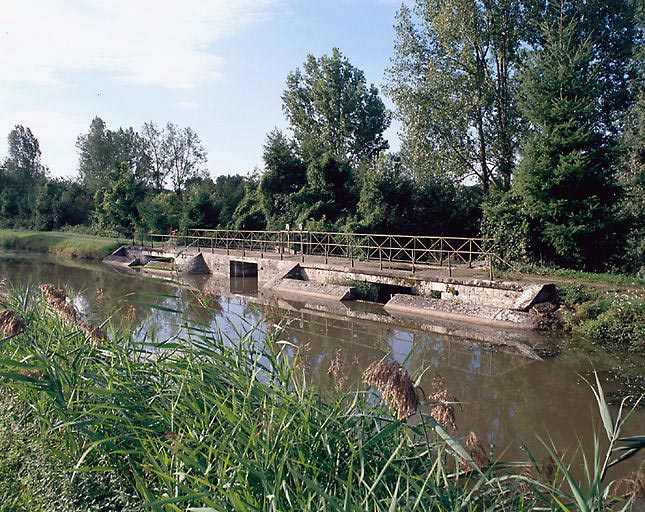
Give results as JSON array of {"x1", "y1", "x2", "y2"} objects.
[{"x1": 103, "y1": 245, "x2": 556, "y2": 330}]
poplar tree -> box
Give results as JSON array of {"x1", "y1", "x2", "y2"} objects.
[
  {"x1": 386, "y1": 0, "x2": 525, "y2": 192},
  {"x1": 282, "y1": 48, "x2": 390, "y2": 168}
]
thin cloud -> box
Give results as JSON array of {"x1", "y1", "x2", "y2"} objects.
[{"x1": 0, "y1": 0, "x2": 281, "y2": 90}]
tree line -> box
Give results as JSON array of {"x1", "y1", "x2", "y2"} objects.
[{"x1": 0, "y1": 0, "x2": 643, "y2": 274}]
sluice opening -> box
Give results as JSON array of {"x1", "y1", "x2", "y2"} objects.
[
  {"x1": 352, "y1": 281, "x2": 414, "y2": 304},
  {"x1": 230, "y1": 260, "x2": 258, "y2": 278}
]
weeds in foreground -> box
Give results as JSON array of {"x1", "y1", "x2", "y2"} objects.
[{"x1": 0, "y1": 286, "x2": 642, "y2": 511}]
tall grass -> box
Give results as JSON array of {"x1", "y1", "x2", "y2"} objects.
[{"x1": 0, "y1": 285, "x2": 643, "y2": 511}]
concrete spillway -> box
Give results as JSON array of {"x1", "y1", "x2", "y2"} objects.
[{"x1": 104, "y1": 245, "x2": 555, "y2": 330}]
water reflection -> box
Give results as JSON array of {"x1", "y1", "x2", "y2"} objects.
[{"x1": 0, "y1": 252, "x2": 643, "y2": 469}]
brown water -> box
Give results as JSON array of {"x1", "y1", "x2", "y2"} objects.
[{"x1": 1, "y1": 251, "x2": 643, "y2": 478}]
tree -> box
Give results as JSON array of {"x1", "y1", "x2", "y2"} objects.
[
  {"x1": 140, "y1": 121, "x2": 168, "y2": 193},
  {"x1": 356, "y1": 154, "x2": 416, "y2": 233},
  {"x1": 212, "y1": 175, "x2": 246, "y2": 228},
  {"x1": 621, "y1": 7, "x2": 645, "y2": 274},
  {"x1": 386, "y1": 0, "x2": 525, "y2": 192},
  {"x1": 526, "y1": 0, "x2": 638, "y2": 139},
  {"x1": 138, "y1": 192, "x2": 182, "y2": 234},
  {"x1": 515, "y1": 15, "x2": 619, "y2": 270},
  {"x1": 181, "y1": 179, "x2": 221, "y2": 229},
  {"x1": 0, "y1": 126, "x2": 46, "y2": 227},
  {"x1": 7, "y1": 125, "x2": 44, "y2": 181},
  {"x1": 282, "y1": 48, "x2": 390, "y2": 167},
  {"x1": 93, "y1": 163, "x2": 146, "y2": 236},
  {"x1": 76, "y1": 117, "x2": 147, "y2": 194},
  {"x1": 259, "y1": 129, "x2": 307, "y2": 227},
  {"x1": 163, "y1": 123, "x2": 207, "y2": 198},
  {"x1": 287, "y1": 153, "x2": 359, "y2": 231},
  {"x1": 231, "y1": 173, "x2": 267, "y2": 231}
]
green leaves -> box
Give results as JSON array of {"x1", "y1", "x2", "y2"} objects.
[{"x1": 282, "y1": 48, "x2": 390, "y2": 168}]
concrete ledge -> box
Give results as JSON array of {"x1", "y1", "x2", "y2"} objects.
[
  {"x1": 103, "y1": 246, "x2": 138, "y2": 266},
  {"x1": 269, "y1": 278, "x2": 354, "y2": 302},
  {"x1": 384, "y1": 294, "x2": 537, "y2": 330},
  {"x1": 176, "y1": 253, "x2": 210, "y2": 274}
]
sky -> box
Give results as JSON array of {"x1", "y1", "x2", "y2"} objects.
[{"x1": 0, "y1": 0, "x2": 406, "y2": 179}]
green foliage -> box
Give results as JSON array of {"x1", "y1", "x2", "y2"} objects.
[
  {"x1": 231, "y1": 176, "x2": 267, "y2": 231},
  {"x1": 76, "y1": 117, "x2": 147, "y2": 195},
  {"x1": 33, "y1": 179, "x2": 93, "y2": 231},
  {"x1": 386, "y1": 0, "x2": 524, "y2": 191},
  {"x1": 0, "y1": 389, "x2": 136, "y2": 511},
  {"x1": 0, "y1": 288, "x2": 641, "y2": 510},
  {"x1": 0, "y1": 230, "x2": 122, "y2": 259},
  {"x1": 569, "y1": 294, "x2": 645, "y2": 352},
  {"x1": 137, "y1": 192, "x2": 182, "y2": 234},
  {"x1": 259, "y1": 129, "x2": 307, "y2": 228},
  {"x1": 557, "y1": 283, "x2": 596, "y2": 306},
  {"x1": 283, "y1": 48, "x2": 390, "y2": 167},
  {"x1": 516, "y1": 15, "x2": 620, "y2": 270},
  {"x1": 93, "y1": 164, "x2": 146, "y2": 237},
  {"x1": 621, "y1": 17, "x2": 645, "y2": 276},
  {"x1": 0, "y1": 126, "x2": 47, "y2": 229},
  {"x1": 331, "y1": 279, "x2": 379, "y2": 301},
  {"x1": 481, "y1": 190, "x2": 531, "y2": 264}
]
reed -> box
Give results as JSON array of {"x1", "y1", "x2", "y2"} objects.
[{"x1": 0, "y1": 286, "x2": 642, "y2": 511}]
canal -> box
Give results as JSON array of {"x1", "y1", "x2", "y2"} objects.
[{"x1": 1, "y1": 251, "x2": 643, "y2": 472}]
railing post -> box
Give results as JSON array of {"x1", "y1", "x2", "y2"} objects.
[
  {"x1": 325, "y1": 233, "x2": 329, "y2": 264},
  {"x1": 439, "y1": 239, "x2": 444, "y2": 266},
  {"x1": 300, "y1": 230, "x2": 304, "y2": 263},
  {"x1": 350, "y1": 241, "x2": 354, "y2": 268},
  {"x1": 468, "y1": 239, "x2": 472, "y2": 268},
  {"x1": 489, "y1": 254, "x2": 494, "y2": 281},
  {"x1": 449, "y1": 254, "x2": 452, "y2": 277},
  {"x1": 412, "y1": 237, "x2": 416, "y2": 274},
  {"x1": 280, "y1": 231, "x2": 284, "y2": 260}
]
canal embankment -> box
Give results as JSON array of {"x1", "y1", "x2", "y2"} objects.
[{"x1": 0, "y1": 229, "x2": 123, "y2": 260}]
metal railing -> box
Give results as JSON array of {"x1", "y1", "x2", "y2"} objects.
[{"x1": 135, "y1": 229, "x2": 499, "y2": 278}]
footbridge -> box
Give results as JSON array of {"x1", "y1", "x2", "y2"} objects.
[{"x1": 105, "y1": 229, "x2": 555, "y2": 330}]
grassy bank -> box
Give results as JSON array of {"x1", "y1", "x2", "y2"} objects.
[
  {"x1": 546, "y1": 283, "x2": 645, "y2": 355},
  {"x1": 497, "y1": 265, "x2": 645, "y2": 354},
  {"x1": 0, "y1": 230, "x2": 123, "y2": 260},
  {"x1": 0, "y1": 285, "x2": 643, "y2": 510}
]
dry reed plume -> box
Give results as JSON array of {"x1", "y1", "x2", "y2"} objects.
[
  {"x1": 126, "y1": 304, "x2": 137, "y2": 323},
  {"x1": 363, "y1": 358, "x2": 418, "y2": 420},
  {"x1": 39, "y1": 284, "x2": 103, "y2": 344},
  {"x1": 617, "y1": 469, "x2": 645, "y2": 503},
  {"x1": 328, "y1": 348, "x2": 348, "y2": 390},
  {"x1": 0, "y1": 309, "x2": 25, "y2": 337},
  {"x1": 428, "y1": 375, "x2": 459, "y2": 432},
  {"x1": 465, "y1": 431, "x2": 489, "y2": 468}
]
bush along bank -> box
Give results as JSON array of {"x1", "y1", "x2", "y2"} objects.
[
  {"x1": 0, "y1": 285, "x2": 643, "y2": 510},
  {"x1": 549, "y1": 283, "x2": 645, "y2": 355}
]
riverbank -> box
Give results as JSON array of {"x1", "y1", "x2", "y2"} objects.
[
  {"x1": 495, "y1": 266, "x2": 645, "y2": 356},
  {"x1": 0, "y1": 229, "x2": 123, "y2": 260},
  {"x1": 0, "y1": 285, "x2": 642, "y2": 510}
]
